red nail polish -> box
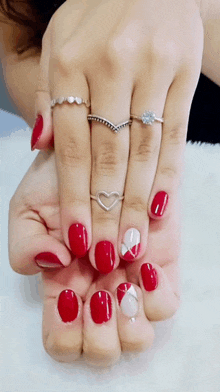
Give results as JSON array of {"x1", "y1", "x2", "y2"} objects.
[
  {"x1": 57, "y1": 289, "x2": 79, "y2": 323},
  {"x1": 141, "y1": 263, "x2": 158, "y2": 291},
  {"x1": 95, "y1": 241, "x2": 115, "y2": 274},
  {"x1": 117, "y1": 283, "x2": 131, "y2": 304},
  {"x1": 34, "y1": 252, "x2": 64, "y2": 269},
  {"x1": 151, "y1": 191, "x2": 168, "y2": 217},
  {"x1": 90, "y1": 291, "x2": 112, "y2": 324},
  {"x1": 68, "y1": 223, "x2": 88, "y2": 258},
  {"x1": 31, "y1": 114, "x2": 43, "y2": 150}
]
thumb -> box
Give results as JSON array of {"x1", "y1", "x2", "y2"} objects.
[{"x1": 31, "y1": 26, "x2": 53, "y2": 151}]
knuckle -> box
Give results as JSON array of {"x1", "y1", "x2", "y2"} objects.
[
  {"x1": 83, "y1": 339, "x2": 120, "y2": 366},
  {"x1": 57, "y1": 136, "x2": 86, "y2": 167},
  {"x1": 93, "y1": 142, "x2": 125, "y2": 175},
  {"x1": 94, "y1": 210, "x2": 118, "y2": 226},
  {"x1": 146, "y1": 36, "x2": 177, "y2": 67},
  {"x1": 165, "y1": 127, "x2": 187, "y2": 145},
  {"x1": 52, "y1": 45, "x2": 80, "y2": 75},
  {"x1": 159, "y1": 165, "x2": 177, "y2": 179},
  {"x1": 132, "y1": 133, "x2": 159, "y2": 162},
  {"x1": 123, "y1": 196, "x2": 147, "y2": 214}
]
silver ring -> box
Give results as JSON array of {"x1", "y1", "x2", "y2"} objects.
[
  {"x1": 87, "y1": 114, "x2": 132, "y2": 133},
  {"x1": 90, "y1": 191, "x2": 124, "y2": 211},
  {"x1": 130, "y1": 111, "x2": 164, "y2": 125},
  {"x1": 51, "y1": 96, "x2": 91, "y2": 109}
]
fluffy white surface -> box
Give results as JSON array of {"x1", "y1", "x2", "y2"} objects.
[{"x1": 1, "y1": 111, "x2": 220, "y2": 392}]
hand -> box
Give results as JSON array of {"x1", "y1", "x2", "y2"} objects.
[
  {"x1": 9, "y1": 150, "x2": 179, "y2": 366},
  {"x1": 31, "y1": 0, "x2": 203, "y2": 274}
]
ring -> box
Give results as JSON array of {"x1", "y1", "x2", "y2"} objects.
[
  {"x1": 87, "y1": 114, "x2": 132, "y2": 134},
  {"x1": 51, "y1": 96, "x2": 91, "y2": 109},
  {"x1": 90, "y1": 191, "x2": 124, "y2": 211},
  {"x1": 130, "y1": 111, "x2": 164, "y2": 125}
]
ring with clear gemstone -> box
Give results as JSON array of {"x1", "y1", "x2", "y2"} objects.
[{"x1": 131, "y1": 110, "x2": 163, "y2": 125}]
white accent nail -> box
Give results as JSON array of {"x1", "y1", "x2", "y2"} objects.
[
  {"x1": 121, "y1": 228, "x2": 140, "y2": 256},
  {"x1": 120, "y1": 285, "x2": 138, "y2": 318}
]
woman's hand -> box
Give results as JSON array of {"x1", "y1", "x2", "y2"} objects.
[
  {"x1": 9, "y1": 150, "x2": 180, "y2": 366},
  {"x1": 32, "y1": 0, "x2": 203, "y2": 273}
]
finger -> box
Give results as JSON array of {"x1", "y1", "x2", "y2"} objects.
[
  {"x1": 115, "y1": 282, "x2": 154, "y2": 352},
  {"x1": 50, "y1": 66, "x2": 92, "y2": 258},
  {"x1": 42, "y1": 256, "x2": 94, "y2": 363},
  {"x1": 89, "y1": 76, "x2": 132, "y2": 273},
  {"x1": 83, "y1": 290, "x2": 121, "y2": 367},
  {"x1": 118, "y1": 78, "x2": 168, "y2": 262},
  {"x1": 148, "y1": 70, "x2": 201, "y2": 220},
  {"x1": 9, "y1": 197, "x2": 71, "y2": 275},
  {"x1": 139, "y1": 262, "x2": 180, "y2": 321},
  {"x1": 31, "y1": 22, "x2": 54, "y2": 151}
]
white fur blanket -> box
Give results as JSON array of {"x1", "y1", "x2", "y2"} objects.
[{"x1": 1, "y1": 110, "x2": 220, "y2": 392}]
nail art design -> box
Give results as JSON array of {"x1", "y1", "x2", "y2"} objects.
[
  {"x1": 151, "y1": 191, "x2": 168, "y2": 217},
  {"x1": 95, "y1": 241, "x2": 115, "y2": 274},
  {"x1": 117, "y1": 283, "x2": 138, "y2": 319},
  {"x1": 57, "y1": 289, "x2": 79, "y2": 323},
  {"x1": 121, "y1": 228, "x2": 141, "y2": 261},
  {"x1": 31, "y1": 114, "x2": 43, "y2": 150},
  {"x1": 34, "y1": 252, "x2": 64, "y2": 268},
  {"x1": 90, "y1": 291, "x2": 112, "y2": 324},
  {"x1": 141, "y1": 263, "x2": 158, "y2": 291},
  {"x1": 68, "y1": 223, "x2": 88, "y2": 258}
]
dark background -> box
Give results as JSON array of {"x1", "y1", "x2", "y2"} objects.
[{"x1": 0, "y1": 61, "x2": 220, "y2": 143}]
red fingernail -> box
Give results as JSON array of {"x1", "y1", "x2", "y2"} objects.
[
  {"x1": 151, "y1": 191, "x2": 168, "y2": 217},
  {"x1": 141, "y1": 263, "x2": 158, "y2": 291},
  {"x1": 95, "y1": 241, "x2": 115, "y2": 274},
  {"x1": 68, "y1": 223, "x2": 88, "y2": 258},
  {"x1": 90, "y1": 291, "x2": 112, "y2": 324},
  {"x1": 34, "y1": 252, "x2": 64, "y2": 269},
  {"x1": 31, "y1": 114, "x2": 43, "y2": 150},
  {"x1": 57, "y1": 289, "x2": 79, "y2": 323}
]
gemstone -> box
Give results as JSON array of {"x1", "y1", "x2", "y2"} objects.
[
  {"x1": 141, "y1": 111, "x2": 156, "y2": 125},
  {"x1": 67, "y1": 96, "x2": 75, "y2": 103},
  {"x1": 75, "y1": 97, "x2": 83, "y2": 104}
]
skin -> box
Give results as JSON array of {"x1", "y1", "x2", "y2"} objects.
[
  {"x1": 1, "y1": 0, "x2": 220, "y2": 364},
  {"x1": 9, "y1": 150, "x2": 180, "y2": 366}
]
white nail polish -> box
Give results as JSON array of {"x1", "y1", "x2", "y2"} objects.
[
  {"x1": 117, "y1": 284, "x2": 138, "y2": 318},
  {"x1": 121, "y1": 228, "x2": 141, "y2": 261}
]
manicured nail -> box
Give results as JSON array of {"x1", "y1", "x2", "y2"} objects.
[
  {"x1": 141, "y1": 263, "x2": 158, "y2": 291},
  {"x1": 117, "y1": 283, "x2": 138, "y2": 318},
  {"x1": 121, "y1": 228, "x2": 141, "y2": 262},
  {"x1": 57, "y1": 289, "x2": 79, "y2": 323},
  {"x1": 151, "y1": 191, "x2": 168, "y2": 217},
  {"x1": 90, "y1": 291, "x2": 112, "y2": 324},
  {"x1": 68, "y1": 223, "x2": 88, "y2": 258},
  {"x1": 34, "y1": 252, "x2": 64, "y2": 269},
  {"x1": 31, "y1": 114, "x2": 43, "y2": 150},
  {"x1": 95, "y1": 241, "x2": 115, "y2": 274}
]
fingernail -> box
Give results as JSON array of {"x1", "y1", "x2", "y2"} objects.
[
  {"x1": 117, "y1": 283, "x2": 138, "y2": 318},
  {"x1": 121, "y1": 228, "x2": 140, "y2": 262},
  {"x1": 31, "y1": 114, "x2": 43, "y2": 150},
  {"x1": 90, "y1": 291, "x2": 112, "y2": 324},
  {"x1": 34, "y1": 252, "x2": 64, "y2": 269},
  {"x1": 95, "y1": 241, "x2": 115, "y2": 274},
  {"x1": 151, "y1": 191, "x2": 168, "y2": 217},
  {"x1": 68, "y1": 223, "x2": 88, "y2": 258},
  {"x1": 141, "y1": 263, "x2": 158, "y2": 291},
  {"x1": 57, "y1": 289, "x2": 79, "y2": 323}
]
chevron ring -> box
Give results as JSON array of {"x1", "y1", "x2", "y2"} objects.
[{"x1": 87, "y1": 114, "x2": 132, "y2": 133}]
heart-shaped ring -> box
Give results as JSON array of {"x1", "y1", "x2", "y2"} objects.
[{"x1": 90, "y1": 191, "x2": 124, "y2": 211}]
